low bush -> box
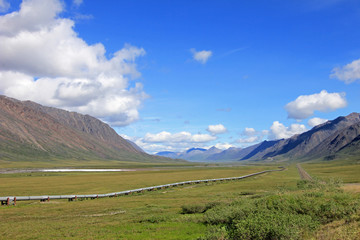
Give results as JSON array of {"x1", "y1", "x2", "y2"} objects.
[
  {"x1": 197, "y1": 180, "x2": 360, "y2": 240},
  {"x1": 203, "y1": 201, "x2": 253, "y2": 225},
  {"x1": 230, "y1": 211, "x2": 317, "y2": 240},
  {"x1": 297, "y1": 178, "x2": 343, "y2": 192},
  {"x1": 181, "y1": 202, "x2": 221, "y2": 214}
]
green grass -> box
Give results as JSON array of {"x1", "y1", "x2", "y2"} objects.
[
  {"x1": 0, "y1": 166, "x2": 275, "y2": 196},
  {"x1": 0, "y1": 165, "x2": 296, "y2": 239},
  {"x1": 197, "y1": 178, "x2": 359, "y2": 240},
  {"x1": 0, "y1": 163, "x2": 358, "y2": 239},
  {"x1": 302, "y1": 159, "x2": 360, "y2": 183}
]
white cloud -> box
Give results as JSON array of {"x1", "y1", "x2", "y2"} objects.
[
  {"x1": 139, "y1": 143, "x2": 177, "y2": 154},
  {"x1": 207, "y1": 124, "x2": 227, "y2": 134},
  {"x1": 0, "y1": 0, "x2": 147, "y2": 126},
  {"x1": 214, "y1": 142, "x2": 234, "y2": 150},
  {"x1": 127, "y1": 131, "x2": 217, "y2": 153},
  {"x1": 0, "y1": 0, "x2": 9, "y2": 12},
  {"x1": 0, "y1": 0, "x2": 63, "y2": 36},
  {"x1": 285, "y1": 90, "x2": 347, "y2": 120},
  {"x1": 243, "y1": 127, "x2": 256, "y2": 136},
  {"x1": 119, "y1": 134, "x2": 134, "y2": 141},
  {"x1": 262, "y1": 130, "x2": 269, "y2": 135},
  {"x1": 144, "y1": 131, "x2": 173, "y2": 142},
  {"x1": 191, "y1": 48, "x2": 212, "y2": 64},
  {"x1": 331, "y1": 58, "x2": 360, "y2": 83},
  {"x1": 308, "y1": 117, "x2": 328, "y2": 128},
  {"x1": 192, "y1": 133, "x2": 217, "y2": 142},
  {"x1": 236, "y1": 127, "x2": 268, "y2": 146},
  {"x1": 269, "y1": 121, "x2": 307, "y2": 140},
  {"x1": 144, "y1": 131, "x2": 216, "y2": 143},
  {"x1": 237, "y1": 136, "x2": 261, "y2": 143},
  {"x1": 123, "y1": 136, "x2": 177, "y2": 154}
]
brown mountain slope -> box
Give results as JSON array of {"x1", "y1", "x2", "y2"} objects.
[
  {"x1": 336, "y1": 134, "x2": 360, "y2": 158},
  {"x1": 305, "y1": 122, "x2": 360, "y2": 159},
  {"x1": 21, "y1": 100, "x2": 137, "y2": 153},
  {"x1": 0, "y1": 95, "x2": 173, "y2": 163},
  {"x1": 240, "y1": 140, "x2": 281, "y2": 160}
]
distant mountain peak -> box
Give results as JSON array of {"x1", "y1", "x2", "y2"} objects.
[
  {"x1": 345, "y1": 112, "x2": 360, "y2": 120},
  {"x1": 186, "y1": 148, "x2": 206, "y2": 153},
  {"x1": 156, "y1": 112, "x2": 360, "y2": 163}
]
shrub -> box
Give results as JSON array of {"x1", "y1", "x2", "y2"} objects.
[
  {"x1": 197, "y1": 180, "x2": 360, "y2": 239},
  {"x1": 181, "y1": 202, "x2": 221, "y2": 214},
  {"x1": 297, "y1": 178, "x2": 343, "y2": 192},
  {"x1": 230, "y1": 211, "x2": 318, "y2": 240},
  {"x1": 203, "y1": 200, "x2": 254, "y2": 225}
]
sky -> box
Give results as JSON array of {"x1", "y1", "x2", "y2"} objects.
[{"x1": 1, "y1": 0, "x2": 360, "y2": 154}]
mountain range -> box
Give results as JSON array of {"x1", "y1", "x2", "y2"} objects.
[
  {"x1": 0, "y1": 95, "x2": 178, "y2": 163},
  {"x1": 157, "y1": 147, "x2": 223, "y2": 161},
  {"x1": 1, "y1": 95, "x2": 359, "y2": 164},
  {"x1": 157, "y1": 112, "x2": 360, "y2": 162}
]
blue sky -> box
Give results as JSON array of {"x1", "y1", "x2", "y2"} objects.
[{"x1": 1, "y1": 0, "x2": 360, "y2": 153}]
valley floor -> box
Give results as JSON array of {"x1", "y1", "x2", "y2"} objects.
[{"x1": 0, "y1": 161, "x2": 359, "y2": 239}]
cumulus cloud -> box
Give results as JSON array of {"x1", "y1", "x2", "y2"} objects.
[
  {"x1": 191, "y1": 48, "x2": 212, "y2": 64},
  {"x1": 124, "y1": 131, "x2": 217, "y2": 154},
  {"x1": 0, "y1": 0, "x2": 147, "y2": 126},
  {"x1": 308, "y1": 117, "x2": 328, "y2": 128},
  {"x1": 331, "y1": 59, "x2": 360, "y2": 83},
  {"x1": 144, "y1": 131, "x2": 216, "y2": 143},
  {"x1": 207, "y1": 124, "x2": 227, "y2": 134},
  {"x1": 214, "y1": 142, "x2": 234, "y2": 150},
  {"x1": 0, "y1": 0, "x2": 9, "y2": 12},
  {"x1": 285, "y1": 90, "x2": 347, "y2": 120},
  {"x1": 262, "y1": 130, "x2": 269, "y2": 135},
  {"x1": 237, "y1": 127, "x2": 268, "y2": 145},
  {"x1": 142, "y1": 144, "x2": 177, "y2": 153},
  {"x1": 269, "y1": 121, "x2": 307, "y2": 140},
  {"x1": 242, "y1": 127, "x2": 256, "y2": 136},
  {"x1": 125, "y1": 124, "x2": 229, "y2": 153},
  {"x1": 237, "y1": 136, "x2": 261, "y2": 143}
]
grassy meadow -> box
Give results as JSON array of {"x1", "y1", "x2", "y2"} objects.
[
  {"x1": 0, "y1": 162, "x2": 359, "y2": 239},
  {"x1": 0, "y1": 165, "x2": 274, "y2": 196},
  {"x1": 302, "y1": 159, "x2": 360, "y2": 183}
]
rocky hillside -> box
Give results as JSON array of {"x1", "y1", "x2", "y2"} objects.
[
  {"x1": 0, "y1": 95, "x2": 176, "y2": 163},
  {"x1": 305, "y1": 122, "x2": 360, "y2": 159},
  {"x1": 157, "y1": 147, "x2": 223, "y2": 162},
  {"x1": 240, "y1": 112, "x2": 360, "y2": 161},
  {"x1": 206, "y1": 146, "x2": 257, "y2": 161},
  {"x1": 156, "y1": 113, "x2": 360, "y2": 163}
]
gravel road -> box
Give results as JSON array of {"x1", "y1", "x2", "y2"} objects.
[{"x1": 296, "y1": 164, "x2": 313, "y2": 181}]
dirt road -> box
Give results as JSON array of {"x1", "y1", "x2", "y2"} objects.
[{"x1": 296, "y1": 164, "x2": 313, "y2": 181}]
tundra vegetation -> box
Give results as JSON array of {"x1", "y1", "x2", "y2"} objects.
[{"x1": 0, "y1": 161, "x2": 359, "y2": 239}]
